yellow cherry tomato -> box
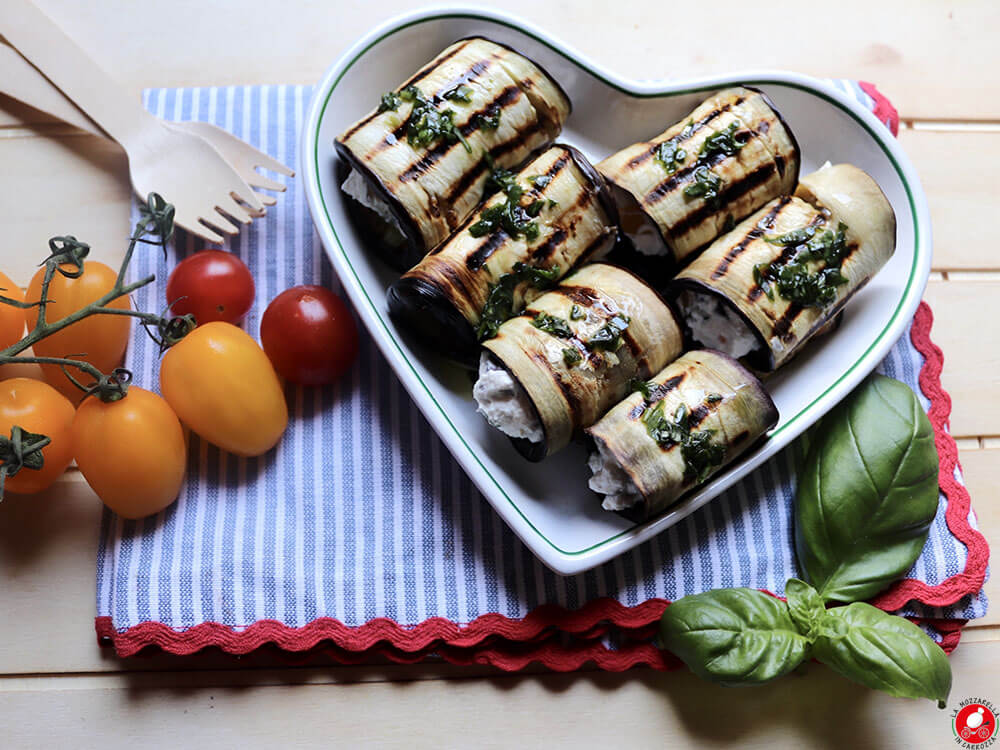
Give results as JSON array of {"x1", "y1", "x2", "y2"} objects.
[
  {"x1": 72, "y1": 386, "x2": 187, "y2": 519},
  {"x1": 0, "y1": 271, "x2": 26, "y2": 352},
  {"x1": 0, "y1": 378, "x2": 75, "y2": 495},
  {"x1": 26, "y1": 261, "x2": 131, "y2": 401},
  {"x1": 160, "y1": 321, "x2": 288, "y2": 457}
]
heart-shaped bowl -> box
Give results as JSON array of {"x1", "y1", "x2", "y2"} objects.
[{"x1": 301, "y1": 6, "x2": 931, "y2": 575}]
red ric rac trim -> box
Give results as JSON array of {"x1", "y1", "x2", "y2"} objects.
[
  {"x1": 94, "y1": 305, "x2": 989, "y2": 670},
  {"x1": 859, "y1": 81, "x2": 900, "y2": 136}
]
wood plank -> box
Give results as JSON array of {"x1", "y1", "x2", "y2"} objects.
[
  {"x1": 899, "y1": 128, "x2": 1000, "y2": 271},
  {"x1": 923, "y1": 280, "x2": 1000, "y2": 437},
  {"x1": 3, "y1": 640, "x2": 999, "y2": 748},
  {"x1": 956, "y1": 448, "x2": 998, "y2": 627},
  {"x1": 0, "y1": 133, "x2": 129, "y2": 285},
  {"x1": 21, "y1": 0, "x2": 1000, "y2": 121}
]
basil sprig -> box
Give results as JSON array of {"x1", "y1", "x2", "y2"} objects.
[
  {"x1": 660, "y1": 579, "x2": 952, "y2": 707},
  {"x1": 659, "y1": 375, "x2": 950, "y2": 707},
  {"x1": 795, "y1": 374, "x2": 940, "y2": 603}
]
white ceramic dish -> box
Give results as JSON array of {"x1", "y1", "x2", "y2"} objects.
[{"x1": 301, "y1": 6, "x2": 931, "y2": 575}]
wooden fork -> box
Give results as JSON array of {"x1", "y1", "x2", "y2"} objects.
[
  {"x1": 0, "y1": 41, "x2": 294, "y2": 208},
  {"x1": 0, "y1": 0, "x2": 271, "y2": 244}
]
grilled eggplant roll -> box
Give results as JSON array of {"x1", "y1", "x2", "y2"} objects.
[
  {"x1": 587, "y1": 349, "x2": 778, "y2": 520},
  {"x1": 388, "y1": 145, "x2": 619, "y2": 364},
  {"x1": 336, "y1": 37, "x2": 571, "y2": 271},
  {"x1": 472, "y1": 263, "x2": 683, "y2": 461},
  {"x1": 597, "y1": 87, "x2": 799, "y2": 268},
  {"x1": 669, "y1": 163, "x2": 896, "y2": 371}
]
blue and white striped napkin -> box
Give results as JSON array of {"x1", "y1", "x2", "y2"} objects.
[{"x1": 96, "y1": 83, "x2": 987, "y2": 658}]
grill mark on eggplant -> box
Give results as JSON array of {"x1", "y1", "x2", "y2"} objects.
[
  {"x1": 644, "y1": 149, "x2": 732, "y2": 204},
  {"x1": 709, "y1": 197, "x2": 792, "y2": 280},
  {"x1": 732, "y1": 429, "x2": 750, "y2": 445},
  {"x1": 416, "y1": 261, "x2": 478, "y2": 311},
  {"x1": 529, "y1": 227, "x2": 569, "y2": 263},
  {"x1": 771, "y1": 304, "x2": 804, "y2": 341},
  {"x1": 689, "y1": 404, "x2": 711, "y2": 427},
  {"x1": 555, "y1": 286, "x2": 601, "y2": 307},
  {"x1": 389, "y1": 85, "x2": 523, "y2": 177},
  {"x1": 540, "y1": 152, "x2": 571, "y2": 181},
  {"x1": 662, "y1": 161, "x2": 779, "y2": 242},
  {"x1": 338, "y1": 40, "x2": 473, "y2": 142},
  {"x1": 465, "y1": 232, "x2": 507, "y2": 270},
  {"x1": 529, "y1": 350, "x2": 583, "y2": 418},
  {"x1": 628, "y1": 374, "x2": 686, "y2": 419},
  {"x1": 625, "y1": 97, "x2": 745, "y2": 169},
  {"x1": 438, "y1": 120, "x2": 547, "y2": 209}
]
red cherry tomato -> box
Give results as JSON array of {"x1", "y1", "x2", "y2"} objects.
[
  {"x1": 260, "y1": 285, "x2": 359, "y2": 385},
  {"x1": 165, "y1": 250, "x2": 254, "y2": 325}
]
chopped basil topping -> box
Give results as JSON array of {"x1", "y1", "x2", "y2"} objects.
[
  {"x1": 586, "y1": 313, "x2": 630, "y2": 352},
  {"x1": 482, "y1": 153, "x2": 518, "y2": 195},
  {"x1": 563, "y1": 347, "x2": 583, "y2": 366},
  {"x1": 764, "y1": 226, "x2": 817, "y2": 247},
  {"x1": 547, "y1": 199, "x2": 558, "y2": 209},
  {"x1": 655, "y1": 140, "x2": 687, "y2": 175},
  {"x1": 528, "y1": 174, "x2": 552, "y2": 189},
  {"x1": 397, "y1": 85, "x2": 470, "y2": 152},
  {"x1": 755, "y1": 222, "x2": 851, "y2": 307},
  {"x1": 378, "y1": 91, "x2": 401, "y2": 113},
  {"x1": 531, "y1": 311, "x2": 574, "y2": 339},
  {"x1": 474, "y1": 104, "x2": 501, "y2": 130},
  {"x1": 628, "y1": 377, "x2": 655, "y2": 400},
  {"x1": 469, "y1": 159, "x2": 543, "y2": 241},
  {"x1": 475, "y1": 262, "x2": 560, "y2": 341},
  {"x1": 722, "y1": 213, "x2": 736, "y2": 233},
  {"x1": 641, "y1": 400, "x2": 725, "y2": 484},
  {"x1": 683, "y1": 166, "x2": 722, "y2": 208},
  {"x1": 569, "y1": 304, "x2": 585, "y2": 320},
  {"x1": 706, "y1": 393, "x2": 724, "y2": 404},
  {"x1": 442, "y1": 84, "x2": 473, "y2": 103},
  {"x1": 698, "y1": 122, "x2": 748, "y2": 160}
]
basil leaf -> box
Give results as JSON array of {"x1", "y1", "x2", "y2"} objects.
[
  {"x1": 812, "y1": 603, "x2": 952, "y2": 708},
  {"x1": 795, "y1": 374, "x2": 940, "y2": 603},
  {"x1": 659, "y1": 588, "x2": 810, "y2": 686},
  {"x1": 784, "y1": 578, "x2": 825, "y2": 641}
]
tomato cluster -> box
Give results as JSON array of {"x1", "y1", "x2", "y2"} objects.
[{"x1": 1, "y1": 246, "x2": 359, "y2": 520}]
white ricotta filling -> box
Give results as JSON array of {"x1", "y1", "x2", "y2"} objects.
[
  {"x1": 342, "y1": 167, "x2": 405, "y2": 236},
  {"x1": 680, "y1": 289, "x2": 758, "y2": 360},
  {"x1": 472, "y1": 353, "x2": 544, "y2": 444},
  {"x1": 588, "y1": 443, "x2": 643, "y2": 511}
]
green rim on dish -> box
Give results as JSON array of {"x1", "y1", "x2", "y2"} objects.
[{"x1": 310, "y1": 12, "x2": 920, "y2": 556}]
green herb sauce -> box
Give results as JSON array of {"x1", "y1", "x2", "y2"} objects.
[
  {"x1": 531, "y1": 311, "x2": 574, "y2": 338},
  {"x1": 655, "y1": 140, "x2": 687, "y2": 175},
  {"x1": 475, "y1": 262, "x2": 560, "y2": 341},
  {"x1": 683, "y1": 166, "x2": 723, "y2": 208},
  {"x1": 641, "y1": 400, "x2": 725, "y2": 483},
  {"x1": 562, "y1": 347, "x2": 583, "y2": 366},
  {"x1": 754, "y1": 222, "x2": 851, "y2": 307},
  {"x1": 469, "y1": 159, "x2": 544, "y2": 242},
  {"x1": 586, "y1": 313, "x2": 630, "y2": 352}
]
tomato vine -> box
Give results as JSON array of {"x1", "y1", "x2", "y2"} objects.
[{"x1": 0, "y1": 193, "x2": 187, "y2": 498}]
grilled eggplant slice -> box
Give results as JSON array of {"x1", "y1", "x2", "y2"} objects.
[
  {"x1": 587, "y1": 349, "x2": 778, "y2": 521},
  {"x1": 388, "y1": 145, "x2": 619, "y2": 364},
  {"x1": 597, "y1": 87, "x2": 799, "y2": 267},
  {"x1": 473, "y1": 263, "x2": 683, "y2": 461},
  {"x1": 670, "y1": 164, "x2": 896, "y2": 371},
  {"x1": 336, "y1": 37, "x2": 571, "y2": 271}
]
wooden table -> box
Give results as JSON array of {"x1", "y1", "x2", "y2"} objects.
[{"x1": 1, "y1": 2, "x2": 996, "y2": 746}]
